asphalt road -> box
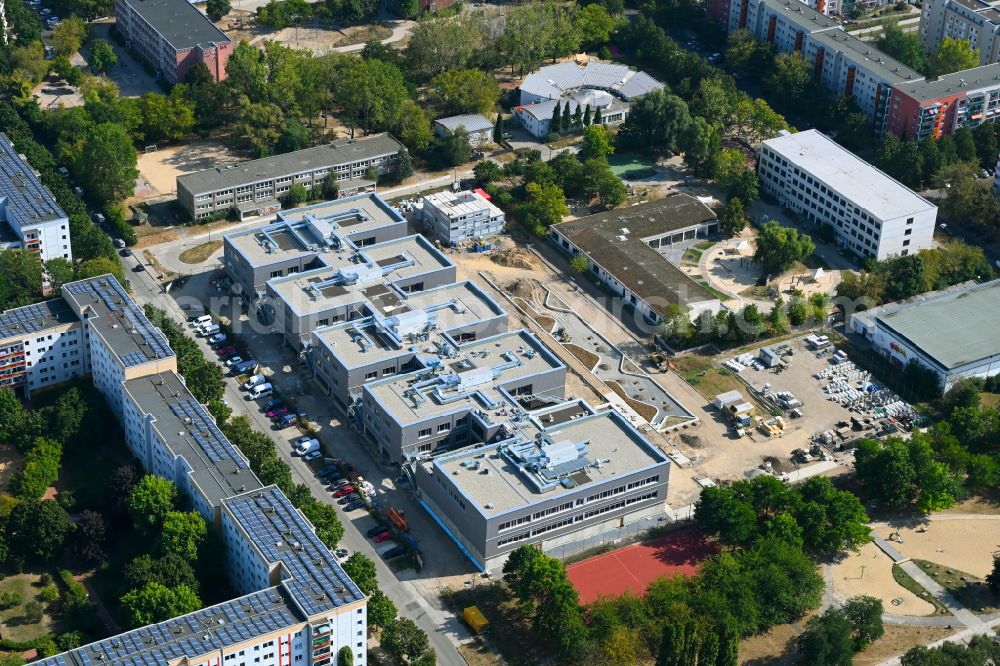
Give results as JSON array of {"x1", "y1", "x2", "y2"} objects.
[{"x1": 122, "y1": 256, "x2": 470, "y2": 666}]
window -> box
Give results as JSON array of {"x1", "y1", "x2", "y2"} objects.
[
  {"x1": 437, "y1": 423, "x2": 451, "y2": 433},
  {"x1": 365, "y1": 371, "x2": 378, "y2": 380},
  {"x1": 418, "y1": 428, "x2": 432, "y2": 438}
]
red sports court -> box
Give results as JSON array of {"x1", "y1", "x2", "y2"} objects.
[{"x1": 566, "y1": 528, "x2": 714, "y2": 604}]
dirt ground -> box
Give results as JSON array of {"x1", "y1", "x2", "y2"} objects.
[
  {"x1": 876, "y1": 517, "x2": 1000, "y2": 579},
  {"x1": 136, "y1": 141, "x2": 245, "y2": 198},
  {"x1": 853, "y1": 625, "x2": 956, "y2": 665},
  {"x1": 830, "y1": 541, "x2": 937, "y2": 616},
  {"x1": 0, "y1": 444, "x2": 24, "y2": 489}
]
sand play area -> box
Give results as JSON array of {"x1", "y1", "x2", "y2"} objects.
[
  {"x1": 137, "y1": 141, "x2": 244, "y2": 197},
  {"x1": 874, "y1": 517, "x2": 1000, "y2": 579},
  {"x1": 830, "y1": 541, "x2": 936, "y2": 616}
]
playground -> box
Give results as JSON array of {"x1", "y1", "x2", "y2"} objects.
[{"x1": 566, "y1": 528, "x2": 714, "y2": 604}]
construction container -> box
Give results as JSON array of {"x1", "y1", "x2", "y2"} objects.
[{"x1": 464, "y1": 606, "x2": 489, "y2": 633}]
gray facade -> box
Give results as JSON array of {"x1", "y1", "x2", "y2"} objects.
[
  {"x1": 178, "y1": 134, "x2": 404, "y2": 220},
  {"x1": 421, "y1": 190, "x2": 506, "y2": 246},
  {"x1": 414, "y1": 408, "x2": 671, "y2": 571}
]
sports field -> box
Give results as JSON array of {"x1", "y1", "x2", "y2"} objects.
[{"x1": 566, "y1": 528, "x2": 714, "y2": 604}]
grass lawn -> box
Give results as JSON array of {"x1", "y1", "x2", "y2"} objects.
[
  {"x1": 0, "y1": 573, "x2": 63, "y2": 642},
  {"x1": 607, "y1": 152, "x2": 657, "y2": 178},
  {"x1": 672, "y1": 355, "x2": 746, "y2": 402},
  {"x1": 913, "y1": 559, "x2": 1000, "y2": 615},
  {"x1": 607, "y1": 380, "x2": 658, "y2": 422},
  {"x1": 891, "y1": 565, "x2": 949, "y2": 616},
  {"x1": 981, "y1": 392, "x2": 1000, "y2": 410},
  {"x1": 178, "y1": 240, "x2": 223, "y2": 265}
]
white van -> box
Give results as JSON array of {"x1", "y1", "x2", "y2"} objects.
[
  {"x1": 247, "y1": 383, "x2": 272, "y2": 400},
  {"x1": 293, "y1": 438, "x2": 319, "y2": 456},
  {"x1": 192, "y1": 314, "x2": 212, "y2": 328},
  {"x1": 242, "y1": 373, "x2": 266, "y2": 390},
  {"x1": 199, "y1": 324, "x2": 221, "y2": 337}
]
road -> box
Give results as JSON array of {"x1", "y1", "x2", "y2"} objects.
[{"x1": 122, "y1": 256, "x2": 471, "y2": 666}]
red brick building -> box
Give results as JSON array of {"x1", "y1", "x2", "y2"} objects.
[
  {"x1": 115, "y1": 0, "x2": 233, "y2": 84},
  {"x1": 887, "y1": 63, "x2": 1000, "y2": 140}
]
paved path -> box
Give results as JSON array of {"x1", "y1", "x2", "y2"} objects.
[
  {"x1": 871, "y1": 533, "x2": 909, "y2": 564},
  {"x1": 898, "y1": 560, "x2": 985, "y2": 630},
  {"x1": 333, "y1": 19, "x2": 415, "y2": 53}
]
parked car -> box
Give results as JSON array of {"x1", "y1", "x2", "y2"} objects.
[
  {"x1": 217, "y1": 350, "x2": 239, "y2": 361},
  {"x1": 366, "y1": 525, "x2": 389, "y2": 538},
  {"x1": 263, "y1": 398, "x2": 284, "y2": 412},
  {"x1": 247, "y1": 383, "x2": 272, "y2": 400},
  {"x1": 215, "y1": 345, "x2": 237, "y2": 357},
  {"x1": 275, "y1": 413, "x2": 299, "y2": 429},
  {"x1": 207, "y1": 333, "x2": 227, "y2": 346},
  {"x1": 334, "y1": 548, "x2": 348, "y2": 560},
  {"x1": 191, "y1": 314, "x2": 212, "y2": 327},
  {"x1": 242, "y1": 374, "x2": 266, "y2": 391},
  {"x1": 113, "y1": 238, "x2": 125, "y2": 249},
  {"x1": 232, "y1": 360, "x2": 258, "y2": 375},
  {"x1": 266, "y1": 406, "x2": 290, "y2": 419},
  {"x1": 224, "y1": 355, "x2": 244, "y2": 367},
  {"x1": 302, "y1": 450, "x2": 322, "y2": 462},
  {"x1": 333, "y1": 485, "x2": 355, "y2": 498},
  {"x1": 381, "y1": 546, "x2": 406, "y2": 560},
  {"x1": 198, "y1": 324, "x2": 220, "y2": 337},
  {"x1": 316, "y1": 464, "x2": 338, "y2": 478},
  {"x1": 373, "y1": 531, "x2": 393, "y2": 543},
  {"x1": 344, "y1": 499, "x2": 365, "y2": 511},
  {"x1": 337, "y1": 494, "x2": 360, "y2": 505}
]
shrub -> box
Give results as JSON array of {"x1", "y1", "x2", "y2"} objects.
[
  {"x1": 24, "y1": 600, "x2": 43, "y2": 623},
  {"x1": 0, "y1": 591, "x2": 22, "y2": 609},
  {"x1": 39, "y1": 585, "x2": 59, "y2": 603}
]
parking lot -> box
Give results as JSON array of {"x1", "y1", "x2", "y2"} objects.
[{"x1": 679, "y1": 334, "x2": 916, "y2": 485}]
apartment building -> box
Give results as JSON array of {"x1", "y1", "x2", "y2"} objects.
[
  {"x1": 223, "y1": 193, "x2": 408, "y2": 301},
  {"x1": 114, "y1": 0, "x2": 233, "y2": 83},
  {"x1": 414, "y1": 406, "x2": 671, "y2": 571},
  {"x1": 921, "y1": 0, "x2": 1000, "y2": 65},
  {"x1": 177, "y1": 134, "x2": 405, "y2": 220},
  {"x1": 309, "y1": 280, "x2": 509, "y2": 410},
  {"x1": 264, "y1": 234, "x2": 457, "y2": 350},
  {"x1": 549, "y1": 195, "x2": 722, "y2": 325},
  {"x1": 0, "y1": 132, "x2": 71, "y2": 263},
  {"x1": 888, "y1": 62, "x2": 1000, "y2": 139},
  {"x1": 421, "y1": 189, "x2": 506, "y2": 245},
  {"x1": 757, "y1": 130, "x2": 937, "y2": 259},
  {"x1": 22, "y1": 276, "x2": 368, "y2": 666},
  {"x1": 0, "y1": 299, "x2": 84, "y2": 396}
]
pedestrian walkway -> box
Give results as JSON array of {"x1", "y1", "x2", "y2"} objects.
[
  {"x1": 898, "y1": 560, "x2": 985, "y2": 630},
  {"x1": 872, "y1": 533, "x2": 909, "y2": 564}
]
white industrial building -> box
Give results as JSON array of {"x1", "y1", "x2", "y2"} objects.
[
  {"x1": 757, "y1": 129, "x2": 937, "y2": 260},
  {"x1": 421, "y1": 189, "x2": 505, "y2": 245},
  {"x1": 0, "y1": 132, "x2": 71, "y2": 263},
  {"x1": 850, "y1": 280, "x2": 1000, "y2": 391}
]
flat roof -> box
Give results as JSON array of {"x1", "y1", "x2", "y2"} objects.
[
  {"x1": 178, "y1": 134, "x2": 404, "y2": 195},
  {"x1": 424, "y1": 190, "x2": 503, "y2": 220},
  {"x1": 314, "y1": 281, "x2": 507, "y2": 369},
  {"x1": 61, "y1": 276, "x2": 174, "y2": 368},
  {"x1": 119, "y1": 0, "x2": 229, "y2": 50},
  {"x1": 123, "y1": 372, "x2": 262, "y2": 507},
  {"x1": 876, "y1": 280, "x2": 1000, "y2": 370},
  {"x1": 552, "y1": 196, "x2": 720, "y2": 315},
  {"x1": 763, "y1": 0, "x2": 841, "y2": 32},
  {"x1": 268, "y1": 235, "x2": 453, "y2": 316},
  {"x1": 809, "y1": 29, "x2": 922, "y2": 84},
  {"x1": 894, "y1": 62, "x2": 1000, "y2": 102},
  {"x1": 434, "y1": 114, "x2": 493, "y2": 133},
  {"x1": 0, "y1": 298, "x2": 77, "y2": 340},
  {"x1": 224, "y1": 487, "x2": 366, "y2": 616},
  {"x1": 520, "y1": 60, "x2": 663, "y2": 101},
  {"x1": 0, "y1": 132, "x2": 66, "y2": 229},
  {"x1": 762, "y1": 130, "x2": 936, "y2": 221},
  {"x1": 366, "y1": 330, "x2": 563, "y2": 425},
  {"x1": 434, "y1": 410, "x2": 668, "y2": 516}
]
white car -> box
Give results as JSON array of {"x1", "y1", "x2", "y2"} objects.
[
  {"x1": 224, "y1": 355, "x2": 244, "y2": 368},
  {"x1": 302, "y1": 450, "x2": 322, "y2": 462},
  {"x1": 207, "y1": 333, "x2": 227, "y2": 346}
]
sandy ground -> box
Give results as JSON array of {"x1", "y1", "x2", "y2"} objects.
[
  {"x1": 876, "y1": 517, "x2": 1000, "y2": 578},
  {"x1": 0, "y1": 444, "x2": 24, "y2": 490},
  {"x1": 136, "y1": 141, "x2": 244, "y2": 197},
  {"x1": 830, "y1": 541, "x2": 936, "y2": 616}
]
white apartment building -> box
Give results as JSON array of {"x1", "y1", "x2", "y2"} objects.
[
  {"x1": 0, "y1": 132, "x2": 71, "y2": 263},
  {"x1": 421, "y1": 189, "x2": 506, "y2": 245},
  {"x1": 757, "y1": 130, "x2": 937, "y2": 260},
  {"x1": 0, "y1": 300, "x2": 85, "y2": 396},
  {"x1": 921, "y1": 0, "x2": 1000, "y2": 65}
]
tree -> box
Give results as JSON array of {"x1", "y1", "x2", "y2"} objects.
[
  {"x1": 714, "y1": 148, "x2": 759, "y2": 202},
  {"x1": 753, "y1": 221, "x2": 815, "y2": 274},
  {"x1": 276, "y1": 118, "x2": 310, "y2": 154},
  {"x1": 335, "y1": 58, "x2": 409, "y2": 134},
  {"x1": 71, "y1": 510, "x2": 107, "y2": 565},
  {"x1": 798, "y1": 609, "x2": 854, "y2": 666},
  {"x1": 337, "y1": 646, "x2": 354, "y2": 666},
  {"x1": 429, "y1": 69, "x2": 500, "y2": 116},
  {"x1": 6, "y1": 499, "x2": 70, "y2": 565},
  {"x1": 877, "y1": 21, "x2": 926, "y2": 72},
  {"x1": 107, "y1": 463, "x2": 142, "y2": 516},
  {"x1": 581, "y1": 158, "x2": 627, "y2": 208},
  {"x1": 493, "y1": 113, "x2": 504, "y2": 145},
  {"x1": 231, "y1": 98, "x2": 284, "y2": 158},
  {"x1": 51, "y1": 17, "x2": 87, "y2": 57},
  {"x1": 323, "y1": 173, "x2": 341, "y2": 200},
  {"x1": 368, "y1": 589, "x2": 397, "y2": 630},
  {"x1": 550, "y1": 101, "x2": 562, "y2": 135},
  {"x1": 44, "y1": 258, "x2": 75, "y2": 290},
  {"x1": 286, "y1": 183, "x2": 309, "y2": 207},
  {"x1": 12, "y1": 437, "x2": 62, "y2": 499},
  {"x1": 124, "y1": 553, "x2": 200, "y2": 592},
  {"x1": 160, "y1": 511, "x2": 207, "y2": 562},
  {"x1": 343, "y1": 553, "x2": 378, "y2": 594},
  {"x1": 570, "y1": 254, "x2": 589, "y2": 274},
  {"x1": 577, "y1": 3, "x2": 617, "y2": 48},
  {"x1": 395, "y1": 149, "x2": 414, "y2": 181},
  {"x1": 855, "y1": 436, "x2": 962, "y2": 511},
  {"x1": 720, "y1": 197, "x2": 747, "y2": 236},
  {"x1": 842, "y1": 595, "x2": 884, "y2": 650},
  {"x1": 11, "y1": 41, "x2": 49, "y2": 83},
  {"x1": 79, "y1": 123, "x2": 138, "y2": 203},
  {"x1": 0, "y1": 250, "x2": 44, "y2": 310},
  {"x1": 901, "y1": 634, "x2": 1000, "y2": 664},
  {"x1": 579, "y1": 124, "x2": 614, "y2": 161},
  {"x1": 120, "y1": 582, "x2": 201, "y2": 628},
  {"x1": 765, "y1": 53, "x2": 813, "y2": 110},
  {"x1": 398, "y1": 100, "x2": 434, "y2": 152},
  {"x1": 928, "y1": 37, "x2": 980, "y2": 77},
  {"x1": 434, "y1": 128, "x2": 472, "y2": 167},
  {"x1": 206, "y1": 0, "x2": 231, "y2": 20},
  {"x1": 402, "y1": 13, "x2": 484, "y2": 80},
  {"x1": 139, "y1": 88, "x2": 196, "y2": 143},
  {"x1": 127, "y1": 475, "x2": 177, "y2": 533},
  {"x1": 617, "y1": 89, "x2": 690, "y2": 154},
  {"x1": 76, "y1": 257, "x2": 125, "y2": 284},
  {"x1": 987, "y1": 553, "x2": 1000, "y2": 597},
  {"x1": 381, "y1": 618, "x2": 430, "y2": 663},
  {"x1": 516, "y1": 182, "x2": 568, "y2": 234},
  {"x1": 473, "y1": 160, "x2": 502, "y2": 184}
]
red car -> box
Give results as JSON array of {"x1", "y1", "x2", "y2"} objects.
[
  {"x1": 215, "y1": 345, "x2": 237, "y2": 356},
  {"x1": 373, "y1": 531, "x2": 393, "y2": 543},
  {"x1": 266, "y1": 406, "x2": 290, "y2": 419},
  {"x1": 333, "y1": 485, "x2": 355, "y2": 497}
]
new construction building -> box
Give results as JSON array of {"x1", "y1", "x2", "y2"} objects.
[
  {"x1": 177, "y1": 134, "x2": 405, "y2": 220},
  {"x1": 114, "y1": 0, "x2": 233, "y2": 83},
  {"x1": 0, "y1": 132, "x2": 71, "y2": 262},
  {"x1": 549, "y1": 195, "x2": 722, "y2": 324},
  {"x1": 849, "y1": 279, "x2": 1000, "y2": 390},
  {"x1": 6, "y1": 275, "x2": 367, "y2": 666},
  {"x1": 757, "y1": 130, "x2": 937, "y2": 259},
  {"x1": 514, "y1": 59, "x2": 663, "y2": 138},
  {"x1": 421, "y1": 189, "x2": 506, "y2": 246}
]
